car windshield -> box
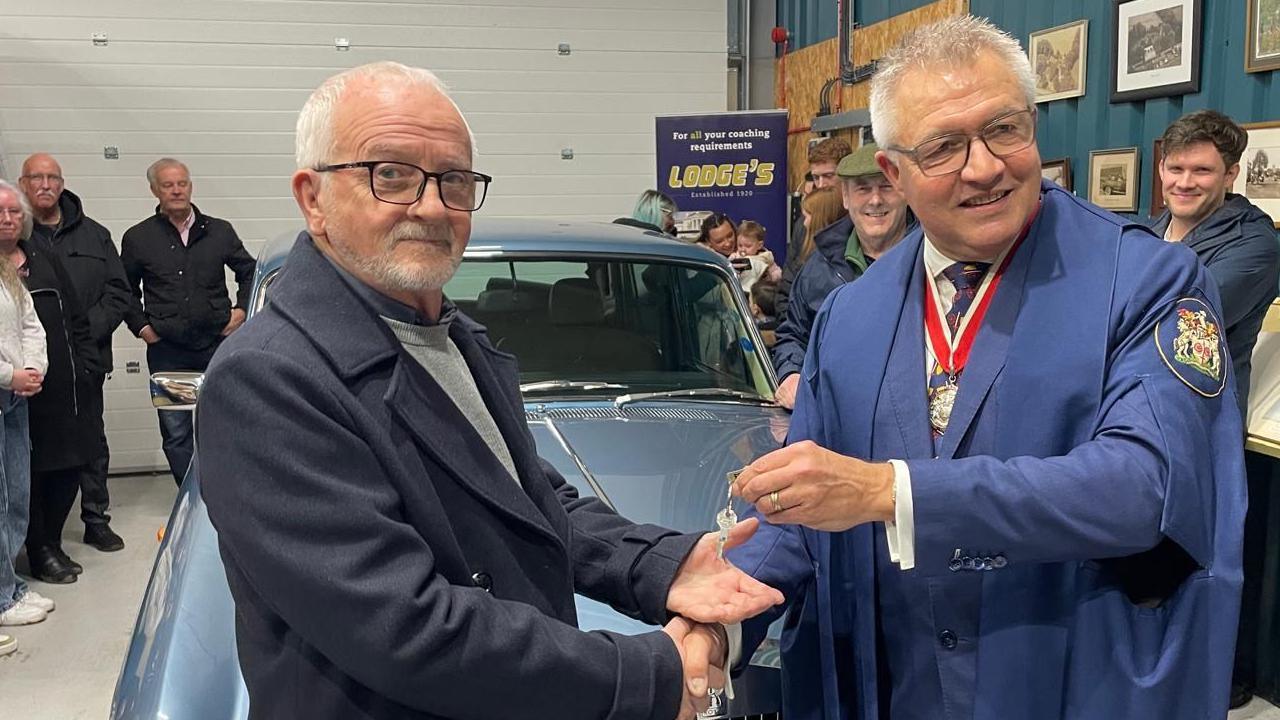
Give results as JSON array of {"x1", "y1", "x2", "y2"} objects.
[
  {"x1": 446, "y1": 257, "x2": 773, "y2": 398},
  {"x1": 253, "y1": 255, "x2": 773, "y2": 399}
]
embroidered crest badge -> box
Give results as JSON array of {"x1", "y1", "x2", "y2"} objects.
[{"x1": 1154, "y1": 296, "x2": 1226, "y2": 397}]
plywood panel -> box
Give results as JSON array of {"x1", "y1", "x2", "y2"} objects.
[{"x1": 775, "y1": 0, "x2": 968, "y2": 190}]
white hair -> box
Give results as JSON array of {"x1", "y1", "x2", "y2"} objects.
[
  {"x1": 869, "y1": 15, "x2": 1035, "y2": 150},
  {"x1": 0, "y1": 180, "x2": 34, "y2": 240},
  {"x1": 295, "y1": 61, "x2": 478, "y2": 169}
]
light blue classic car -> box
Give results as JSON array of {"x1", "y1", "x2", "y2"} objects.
[{"x1": 111, "y1": 219, "x2": 788, "y2": 719}]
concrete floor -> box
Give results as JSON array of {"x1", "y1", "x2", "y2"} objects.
[
  {"x1": 0, "y1": 473, "x2": 175, "y2": 719},
  {"x1": 0, "y1": 472, "x2": 1277, "y2": 719}
]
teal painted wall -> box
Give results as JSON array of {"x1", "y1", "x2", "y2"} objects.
[{"x1": 777, "y1": 0, "x2": 1280, "y2": 219}]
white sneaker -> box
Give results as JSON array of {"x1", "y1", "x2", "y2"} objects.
[
  {"x1": 17, "y1": 590, "x2": 53, "y2": 613},
  {"x1": 0, "y1": 634, "x2": 14, "y2": 656},
  {"x1": 0, "y1": 601, "x2": 47, "y2": 625}
]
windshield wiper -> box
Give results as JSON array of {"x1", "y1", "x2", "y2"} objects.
[
  {"x1": 520, "y1": 380, "x2": 629, "y2": 393},
  {"x1": 613, "y1": 387, "x2": 773, "y2": 407}
]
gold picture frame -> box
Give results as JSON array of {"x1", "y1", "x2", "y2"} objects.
[
  {"x1": 1030, "y1": 19, "x2": 1088, "y2": 102},
  {"x1": 1246, "y1": 0, "x2": 1280, "y2": 73}
]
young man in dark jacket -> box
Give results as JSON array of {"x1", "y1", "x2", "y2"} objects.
[
  {"x1": 1150, "y1": 109, "x2": 1280, "y2": 711},
  {"x1": 773, "y1": 143, "x2": 914, "y2": 408},
  {"x1": 121, "y1": 158, "x2": 256, "y2": 485},
  {"x1": 19, "y1": 153, "x2": 131, "y2": 551},
  {"x1": 1151, "y1": 111, "x2": 1280, "y2": 421}
]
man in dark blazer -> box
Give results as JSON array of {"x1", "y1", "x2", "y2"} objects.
[{"x1": 196, "y1": 61, "x2": 782, "y2": 720}]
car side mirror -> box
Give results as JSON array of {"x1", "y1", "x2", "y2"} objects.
[{"x1": 151, "y1": 371, "x2": 204, "y2": 411}]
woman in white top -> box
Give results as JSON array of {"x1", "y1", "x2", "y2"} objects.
[{"x1": 0, "y1": 180, "x2": 50, "y2": 654}]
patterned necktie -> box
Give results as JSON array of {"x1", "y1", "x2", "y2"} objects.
[{"x1": 928, "y1": 261, "x2": 991, "y2": 439}]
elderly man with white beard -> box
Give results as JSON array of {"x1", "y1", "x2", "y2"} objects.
[{"x1": 194, "y1": 61, "x2": 784, "y2": 720}]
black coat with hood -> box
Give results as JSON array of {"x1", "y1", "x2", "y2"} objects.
[
  {"x1": 20, "y1": 236, "x2": 105, "y2": 472},
  {"x1": 30, "y1": 189, "x2": 131, "y2": 372},
  {"x1": 1152, "y1": 193, "x2": 1280, "y2": 418}
]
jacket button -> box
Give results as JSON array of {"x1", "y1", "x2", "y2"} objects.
[
  {"x1": 938, "y1": 629, "x2": 958, "y2": 650},
  {"x1": 992, "y1": 554, "x2": 1007, "y2": 569},
  {"x1": 471, "y1": 572, "x2": 492, "y2": 592}
]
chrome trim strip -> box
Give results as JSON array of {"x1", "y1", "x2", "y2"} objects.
[{"x1": 541, "y1": 417, "x2": 614, "y2": 511}]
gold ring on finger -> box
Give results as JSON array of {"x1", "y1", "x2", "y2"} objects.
[{"x1": 769, "y1": 490, "x2": 783, "y2": 513}]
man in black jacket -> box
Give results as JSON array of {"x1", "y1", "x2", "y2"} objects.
[
  {"x1": 1149, "y1": 110, "x2": 1280, "y2": 710},
  {"x1": 773, "y1": 143, "x2": 914, "y2": 408},
  {"x1": 20, "y1": 153, "x2": 131, "y2": 551},
  {"x1": 121, "y1": 158, "x2": 256, "y2": 485}
]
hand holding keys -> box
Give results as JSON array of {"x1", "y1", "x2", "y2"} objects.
[{"x1": 716, "y1": 470, "x2": 742, "y2": 561}]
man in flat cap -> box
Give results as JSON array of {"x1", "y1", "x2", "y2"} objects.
[{"x1": 773, "y1": 142, "x2": 914, "y2": 408}]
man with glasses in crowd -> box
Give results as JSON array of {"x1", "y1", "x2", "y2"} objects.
[
  {"x1": 121, "y1": 158, "x2": 255, "y2": 485},
  {"x1": 726, "y1": 16, "x2": 1244, "y2": 719},
  {"x1": 194, "y1": 61, "x2": 783, "y2": 720},
  {"x1": 19, "y1": 153, "x2": 131, "y2": 552}
]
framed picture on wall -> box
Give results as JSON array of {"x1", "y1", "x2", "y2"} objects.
[
  {"x1": 1232, "y1": 120, "x2": 1280, "y2": 227},
  {"x1": 1041, "y1": 157, "x2": 1073, "y2": 190},
  {"x1": 1246, "y1": 0, "x2": 1280, "y2": 73},
  {"x1": 1030, "y1": 19, "x2": 1088, "y2": 102},
  {"x1": 1150, "y1": 138, "x2": 1167, "y2": 217},
  {"x1": 1110, "y1": 0, "x2": 1203, "y2": 103},
  {"x1": 1089, "y1": 147, "x2": 1140, "y2": 212}
]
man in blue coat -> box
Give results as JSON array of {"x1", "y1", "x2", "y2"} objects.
[
  {"x1": 196, "y1": 61, "x2": 782, "y2": 720},
  {"x1": 727, "y1": 16, "x2": 1245, "y2": 720}
]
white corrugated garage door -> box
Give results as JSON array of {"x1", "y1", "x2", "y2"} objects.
[{"x1": 0, "y1": 0, "x2": 728, "y2": 472}]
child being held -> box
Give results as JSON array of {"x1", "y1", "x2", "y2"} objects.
[{"x1": 729, "y1": 220, "x2": 781, "y2": 294}]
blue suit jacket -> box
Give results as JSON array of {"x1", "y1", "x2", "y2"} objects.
[
  {"x1": 730, "y1": 182, "x2": 1246, "y2": 719},
  {"x1": 198, "y1": 234, "x2": 698, "y2": 719}
]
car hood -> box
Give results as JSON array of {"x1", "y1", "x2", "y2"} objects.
[{"x1": 526, "y1": 400, "x2": 790, "y2": 534}]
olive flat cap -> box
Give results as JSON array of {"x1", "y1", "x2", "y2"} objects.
[{"x1": 837, "y1": 143, "x2": 883, "y2": 179}]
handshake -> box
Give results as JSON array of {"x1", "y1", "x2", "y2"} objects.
[{"x1": 662, "y1": 517, "x2": 784, "y2": 719}]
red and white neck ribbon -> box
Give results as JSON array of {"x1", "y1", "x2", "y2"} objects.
[{"x1": 923, "y1": 202, "x2": 1041, "y2": 377}]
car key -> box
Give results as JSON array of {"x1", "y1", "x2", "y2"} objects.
[{"x1": 716, "y1": 469, "x2": 742, "y2": 561}]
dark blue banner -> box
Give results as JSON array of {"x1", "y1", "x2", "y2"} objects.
[{"x1": 656, "y1": 111, "x2": 790, "y2": 263}]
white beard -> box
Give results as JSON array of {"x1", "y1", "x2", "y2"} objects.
[{"x1": 327, "y1": 220, "x2": 461, "y2": 294}]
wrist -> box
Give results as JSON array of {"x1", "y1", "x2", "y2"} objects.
[{"x1": 874, "y1": 462, "x2": 896, "y2": 522}]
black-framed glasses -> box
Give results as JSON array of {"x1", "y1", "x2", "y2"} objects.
[
  {"x1": 888, "y1": 108, "x2": 1037, "y2": 177},
  {"x1": 316, "y1": 161, "x2": 492, "y2": 212}
]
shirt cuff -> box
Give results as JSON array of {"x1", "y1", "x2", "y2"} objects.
[
  {"x1": 884, "y1": 459, "x2": 916, "y2": 570},
  {"x1": 723, "y1": 623, "x2": 739, "y2": 700}
]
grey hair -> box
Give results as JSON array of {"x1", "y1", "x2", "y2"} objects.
[
  {"x1": 146, "y1": 158, "x2": 190, "y2": 187},
  {"x1": 870, "y1": 15, "x2": 1035, "y2": 150},
  {"x1": 295, "y1": 61, "x2": 478, "y2": 170},
  {"x1": 0, "y1": 180, "x2": 34, "y2": 240}
]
